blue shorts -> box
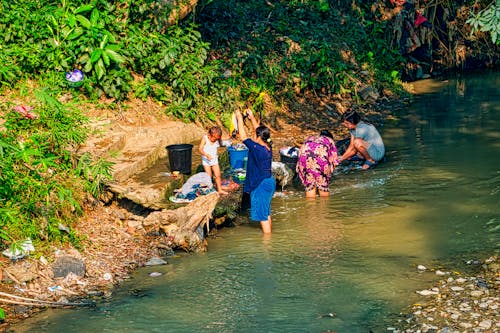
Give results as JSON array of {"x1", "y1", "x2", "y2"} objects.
[{"x1": 250, "y1": 176, "x2": 276, "y2": 222}]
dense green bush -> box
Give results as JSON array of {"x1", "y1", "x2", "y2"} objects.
[
  {"x1": 0, "y1": 0, "x2": 227, "y2": 118},
  {"x1": 0, "y1": 90, "x2": 112, "y2": 246},
  {"x1": 0, "y1": 0, "x2": 408, "y2": 121},
  {"x1": 196, "y1": 0, "x2": 405, "y2": 108}
]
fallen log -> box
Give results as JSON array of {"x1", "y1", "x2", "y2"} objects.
[{"x1": 142, "y1": 192, "x2": 219, "y2": 252}]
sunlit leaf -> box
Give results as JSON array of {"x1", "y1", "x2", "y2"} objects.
[
  {"x1": 104, "y1": 49, "x2": 125, "y2": 64},
  {"x1": 90, "y1": 48, "x2": 102, "y2": 63},
  {"x1": 75, "y1": 14, "x2": 91, "y2": 29},
  {"x1": 75, "y1": 4, "x2": 94, "y2": 14}
]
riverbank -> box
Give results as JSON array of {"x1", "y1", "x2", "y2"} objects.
[
  {"x1": 1, "y1": 77, "x2": 498, "y2": 332},
  {"x1": 0, "y1": 91, "x2": 400, "y2": 330},
  {"x1": 390, "y1": 256, "x2": 499, "y2": 332}
]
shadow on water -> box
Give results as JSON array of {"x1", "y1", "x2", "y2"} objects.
[{"x1": 12, "y1": 71, "x2": 500, "y2": 333}]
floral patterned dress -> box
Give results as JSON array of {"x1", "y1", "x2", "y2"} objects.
[{"x1": 296, "y1": 135, "x2": 338, "y2": 192}]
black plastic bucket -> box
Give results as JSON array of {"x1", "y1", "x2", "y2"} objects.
[{"x1": 166, "y1": 144, "x2": 193, "y2": 175}]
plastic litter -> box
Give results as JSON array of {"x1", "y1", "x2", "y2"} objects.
[
  {"x1": 65, "y1": 69, "x2": 84, "y2": 87},
  {"x1": 279, "y1": 146, "x2": 299, "y2": 158},
  {"x1": 2, "y1": 238, "x2": 35, "y2": 260},
  {"x1": 14, "y1": 105, "x2": 38, "y2": 119}
]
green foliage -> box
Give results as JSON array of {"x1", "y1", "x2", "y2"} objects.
[
  {"x1": 75, "y1": 153, "x2": 113, "y2": 198},
  {"x1": 1, "y1": 0, "x2": 230, "y2": 116},
  {"x1": 0, "y1": 90, "x2": 109, "y2": 246},
  {"x1": 466, "y1": 1, "x2": 499, "y2": 44},
  {"x1": 1, "y1": 0, "x2": 407, "y2": 122},
  {"x1": 197, "y1": 0, "x2": 404, "y2": 105}
]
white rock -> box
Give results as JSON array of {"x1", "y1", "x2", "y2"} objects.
[
  {"x1": 39, "y1": 256, "x2": 48, "y2": 265},
  {"x1": 470, "y1": 312, "x2": 481, "y2": 319},
  {"x1": 435, "y1": 270, "x2": 447, "y2": 276},
  {"x1": 417, "y1": 265, "x2": 427, "y2": 271},
  {"x1": 478, "y1": 302, "x2": 489, "y2": 308},
  {"x1": 455, "y1": 278, "x2": 467, "y2": 284},
  {"x1": 103, "y1": 272, "x2": 112, "y2": 280},
  {"x1": 470, "y1": 290, "x2": 483, "y2": 297},
  {"x1": 450, "y1": 286, "x2": 464, "y2": 291},
  {"x1": 478, "y1": 319, "x2": 492, "y2": 329},
  {"x1": 417, "y1": 289, "x2": 439, "y2": 296},
  {"x1": 459, "y1": 322, "x2": 473, "y2": 329}
]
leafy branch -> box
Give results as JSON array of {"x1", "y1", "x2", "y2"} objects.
[{"x1": 466, "y1": 1, "x2": 499, "y2": 44}]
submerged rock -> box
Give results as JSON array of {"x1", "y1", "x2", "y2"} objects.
[{"x1": 144, "y1": 257, "x2": 167, "y2": 266}]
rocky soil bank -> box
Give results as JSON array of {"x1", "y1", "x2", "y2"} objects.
[{"x1": 390, "y1": 257, "x2": 499, "y2": 333}]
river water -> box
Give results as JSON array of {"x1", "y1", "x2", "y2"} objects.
[{"x1": 13, "y1": 72, "x2": 499, "y2": 332}]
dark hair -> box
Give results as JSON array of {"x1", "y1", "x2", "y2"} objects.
[
  {"x1": 342, "y1": 109, "x2": 361, "y2": 124},
  {"x1": 208, "y1": 126, "x2": 222, "y2": 137},
  {"x1": 256, "y1": 125, "x2": 272, "y2": 148},
  {"x1": 319, "y1": 130, "x2": 333, "y2": 139}
]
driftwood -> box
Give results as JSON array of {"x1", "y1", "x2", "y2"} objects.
[
  {"x1": 143, "y1": 192, "x2": 219, "y2": 252},
  {"x1": 0, "y1": 291, "x2": 93, "y2": 308}
]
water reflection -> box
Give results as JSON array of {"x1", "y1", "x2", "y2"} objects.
[{"x1": 13, "y1": 72, "x2": 500, "y2": 333}]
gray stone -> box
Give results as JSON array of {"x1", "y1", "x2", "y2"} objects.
[
  {"x1": 144, "y1": 257, "x2": 167, "y2": 266},
  {"x1": 52, "y1": 256, "x2": 86, "y2": 278},
  {"x1": 359, "y1": 86, "x2": 379, "y2": 101}
]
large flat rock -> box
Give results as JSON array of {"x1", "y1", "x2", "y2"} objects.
[{"x1": 81, "y1": 120, "x2": 203, "y2": 207}]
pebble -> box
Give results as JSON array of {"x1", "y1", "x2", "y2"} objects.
[
  {"x1": 149, "y1": 272, "x2": 162, "y2": 277},
  {"x1": 478, "y1": 319, "x2": 492, "y2": 329},
  {"x1": 459, "y1": 322, "x2": 473, "y2": 329},
  {"x1": 417, "y1": 289, "x2": 439, "y2": 296},
  {"x1": 39, "y1": 256, "x2": 48, "y2": 265},
  {"x1": 144, "y1": 257, "x2": 167, "y2": 266},
  {"x1": 391, "y1": 257, "x2": 498, "y2": 332}
]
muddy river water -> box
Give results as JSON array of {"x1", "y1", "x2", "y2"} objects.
[{"x1": 13, "y1": 71, "x2": 499, "y2": 332}]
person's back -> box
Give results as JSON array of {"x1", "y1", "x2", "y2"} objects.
[
  {"x1": 338, "y1": 110, "x2": 385, "y2": 169},
  {"x1": 352, "y1": 121, "x2": 385, "y2": 160},
  {"x1": 296, "y1": 130, "x2": 338, "y2": 198}
]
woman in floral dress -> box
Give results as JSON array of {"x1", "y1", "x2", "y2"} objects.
[{"x1": 296, "y1": 130, "x2": 338, "y2": 198}]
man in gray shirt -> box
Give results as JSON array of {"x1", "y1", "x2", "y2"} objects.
[{"x1": 338, "y1": 110, "x2": 385, "y2": 170}]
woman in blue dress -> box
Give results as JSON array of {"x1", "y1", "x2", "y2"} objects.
[{"x1": 235, "y1": 109, "x2": 275, "y2": 234}]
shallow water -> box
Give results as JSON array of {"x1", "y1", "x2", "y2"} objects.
[{"x1": 13, "y1": 71, "x2": 499, "y2": 332}]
